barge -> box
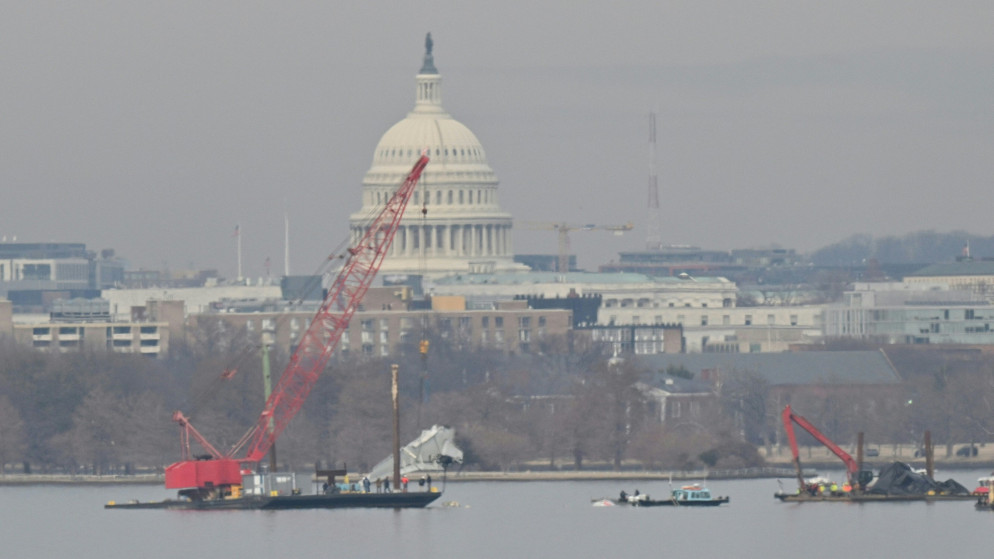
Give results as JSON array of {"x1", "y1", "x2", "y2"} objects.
[
  {"x1": 776, "y1": 406, "x2": 973, "y2": 504},
  {"x1": 106, "y1": 490, "x2": 440, "y2": 510},
  {"x1": 775, "y1": 491, "x2": 975, "y2": 503},
  {"x1": 107, "y1": 469, "x2": 443, "y2": 511}
]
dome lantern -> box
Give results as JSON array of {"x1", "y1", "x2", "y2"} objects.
[{"x1": 415, "y1": 33, "x2": 442, "y2": 111}]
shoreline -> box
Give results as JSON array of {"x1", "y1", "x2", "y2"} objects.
[
  {"x1": 3, "y1": 460, "x2": 990, "y2": 486},
  {"x1": 0, "y1": 474, "x2": 163, "y2": 486},
  {"x1": 0, "y1": 471, "x2": 756, "y2": 486},
  {"x1": 3, "y1": 446, "x2": 991, "y2": 487}
]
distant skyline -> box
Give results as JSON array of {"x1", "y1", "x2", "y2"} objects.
[{"x1": 2, "y1": 2, "x2": 991, "y2": 277}]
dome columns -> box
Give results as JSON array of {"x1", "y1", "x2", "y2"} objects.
[
  {"x1": 357, "y1": 222, "x2": 511, "y2": 260},
  {"x1": 416, "y1": 76, "x2": 442, "y2": 108}
]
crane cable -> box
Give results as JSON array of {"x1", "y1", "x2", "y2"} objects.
[
  {"x1": 221, "y1": 192, "x2": 402, "y2": 454},
  {"x1": 417, "y1": 172, "x2": 431, "y2": 429},
  {"x1": 182, "y1": 236, "x2": 347, "y2": 423},
  {"x1": 181, "y1": 185, "x2": 393, "y2": 425}
]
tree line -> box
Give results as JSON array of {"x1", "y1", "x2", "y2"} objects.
[
  {"x1": 1, "y1": 325, "x2": 993, "y2": 476},
  {"x1": 810, "y1": 230, "x2": 994, "y2": 267}
]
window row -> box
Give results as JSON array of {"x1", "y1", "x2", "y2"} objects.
[
  {"x1": 379, "y1": 146, "x2": 483, "y2": 162},
  {"x1": 374, "y1": 188, "x2": 494, "y2": 206},
  {"x1": 609, "y1": 314, "x2": 801, "y2": 327},
  {"x1": 31, "y1": 325, "x2": 160, "y2": 336},
  {"x1": 603, "y1": 298, "x2": 733, "y2": 309}
]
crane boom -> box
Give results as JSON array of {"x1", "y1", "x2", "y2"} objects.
[
  {"x1": 519, "y1": 221, "x2": 634, "y2": 273},
  {"x1": 782, "y1": 404, "x2": 859, "y2": 491},
  {"x1": 164, "y1": 154, "x2": 429, "y2": 491},
  {"x1": 241, "y1": 153, "x2": 429, "y2": 462}
]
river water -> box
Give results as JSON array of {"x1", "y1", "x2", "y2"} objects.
[{"x1": 3, "y1": 470, "x2": 991, "y2": 559}]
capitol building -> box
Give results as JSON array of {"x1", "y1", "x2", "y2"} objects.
[{"x1": 349, "y1": 35, "x2": 527, "y2": 278}]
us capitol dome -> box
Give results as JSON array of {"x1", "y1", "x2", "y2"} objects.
[{"x1": 349, "y1": 34, "x2": 527, "y2": 278}]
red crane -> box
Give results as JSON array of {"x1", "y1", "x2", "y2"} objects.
[
  {"x1": 781, "y1": 404, "x2": 862, "y2": 492},
  {"x1": 164, "y1": 154, "x2": 430, "y2": 497}
]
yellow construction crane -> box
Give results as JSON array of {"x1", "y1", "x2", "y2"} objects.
[{"x1": 518, "y1": 221, "x2": 634, "y2": 273}]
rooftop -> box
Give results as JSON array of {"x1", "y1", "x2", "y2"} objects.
[
  {"x1": 432, "y1": 271, "x2": 731, "y2": 286},
  {"x1": 635, "y1": 351, "x2": 902, "y2": 386},
  {"x1": 908, "y1": 260, "x2": 994, "y2": 277}
]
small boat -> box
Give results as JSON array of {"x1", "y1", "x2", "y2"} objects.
[
  {"x1": 973, "y1": 474, "x2": 994, "y2": 510},
  {"x1": 618, "y1": 484, "x2": 729, "y2": 507}
]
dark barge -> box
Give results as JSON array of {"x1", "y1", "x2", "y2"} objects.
[
  {"x1": 774, "y1": 461, "x2": 974, "y2": 504},
  {"x1": 107, "y1": 468, "x2": 444, "y2": 511},
  {"x1": 106, "y1": 490, "x2": 441, "y2": 510},
  {"x1": 775, "y1": 492, "x2": 975, "y2": 503}
]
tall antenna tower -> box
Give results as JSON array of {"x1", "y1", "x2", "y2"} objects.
[
  {"x1": 283, "y1": 209, "x2": 290, "y2": 276},
  {"x1": 645, "y1": 111, "x2": 662, "y2": 250}
]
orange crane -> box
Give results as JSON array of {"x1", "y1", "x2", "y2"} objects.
[
  {"x1": 164, "y1": 154, "x2": 430, "y2": 499},
  {"x1": 519, "y1": 221, "x2": 633, "y2": 273},
  {"x1": 782, "y1": 405, "x2": 872, "y2": 493}
]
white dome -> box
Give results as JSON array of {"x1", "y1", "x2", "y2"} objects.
[
  {"x1": 350, "y1": 35, "x2": 527, "y2": 277},
  {"x1": 368, "y1": 115, "x2": 496, "y2": 183},
  {"x1": 362, "y1": 71, "x2": 497, "y2": 187}
]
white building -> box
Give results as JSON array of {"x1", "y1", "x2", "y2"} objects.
[
  {"x1": 430, "y1": 272, "x2": 733, "y2": 307},
  {"x1": 903, "y1": 260, "x2": 994, "y2": 302},
  {"x1": 596, "y1": 282, "x2": 823, "y2": 353},
  {"x1": 0, "y1": 243, "x2": 99, "y2": 292},
  {"x1": 675, "y1": 306, "x2": 825, "y2": 353},
  {"x1": 824, "y1": 281, "x2": 994, "y2": 344},
  {"x1": 349, "y1": 34, "x2": 527, "y2": 278},
  {"x1": 101, "y1": 285, "x2": 282, "y2": 320},
  {"x1": 429, "y1": 271, "x2": 822, "y2": 353}
]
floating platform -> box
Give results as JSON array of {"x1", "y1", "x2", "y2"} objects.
[
  {"x1": 106, "y1": 491, "x2": 441, "y2": 510},
  {"x1": 775, "y1": 492, "x2": 976, "y2": 503}
]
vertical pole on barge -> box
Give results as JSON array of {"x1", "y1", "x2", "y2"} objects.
[
  {"x1": 924, "y1": 430, "x2": 934, "y2": 479},
  {"x1": 391, "y1": 364, "x2": 401, "y2": 491},
  {"x1": 857, "y1": 432, "x2": 864, "y2": 473}
]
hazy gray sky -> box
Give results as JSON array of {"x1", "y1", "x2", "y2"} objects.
[{"x1": 2, "y1": 1, "x2": 991, "y2": 276}]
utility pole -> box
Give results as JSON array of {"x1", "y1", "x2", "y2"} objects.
[
  {"x1": 391, "y1": 363, "x2": 401, "y2": 491},
  {"x1": 646, "y1": 111, "x2": 662, "y2": 250},
  {"x1": 284, "y1": 210, "x2": 290, "y2": 277},
  {"x1": 235, "y1": 224, "x2": 243, "y2": 282}
]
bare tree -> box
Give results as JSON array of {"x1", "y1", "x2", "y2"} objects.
[
  {"x1": 518, "y1": 398, "x2": 572, "y2": 469},
  {"x1": 58, "y1": 387, "x2": 123, "y2": 474},
  {"x1": 116, "y1": 391, "x2": 176, "y2": 471},
  {"x1": 627, "y1": 424, "x2": 669, "y2": 469},
  {"x1": 562, "y1": 359, "x2": 647, "y2": 470},
  {"x1": 0, "y1": 396, "x2": 26, "y2": 475},
  {"x1": 459, "y1": 423, "x2": 532, "y2": 472},
  {"x1": 717, "y1": 369, "x2": 772, "y2": 446}
]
